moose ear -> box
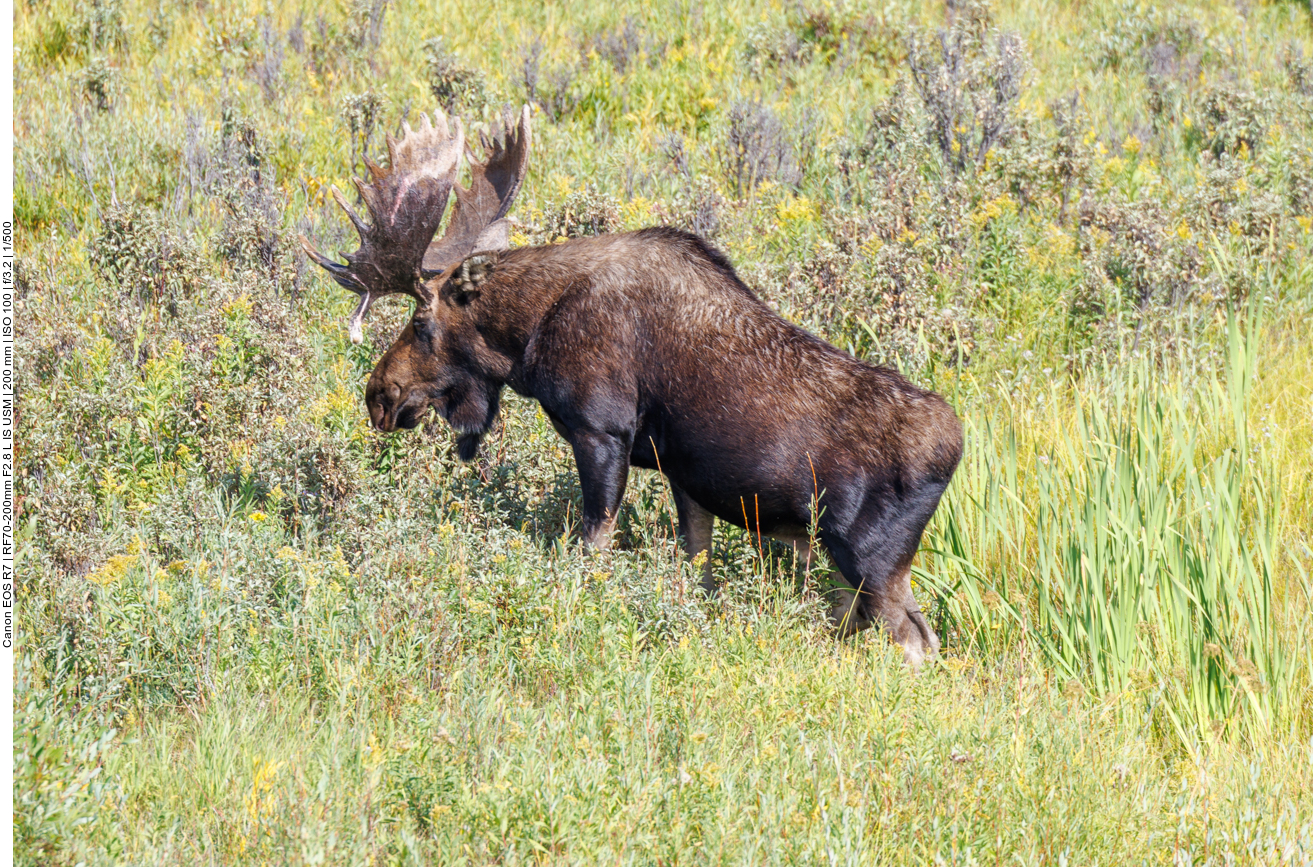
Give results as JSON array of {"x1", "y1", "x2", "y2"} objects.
[{"x1": 445, "y1": 254, "x2": 495, "y2": 307}]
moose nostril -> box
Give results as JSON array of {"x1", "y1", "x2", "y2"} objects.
[{"x1": 388, "y1": 384, "x2": 401, "y2": 401}]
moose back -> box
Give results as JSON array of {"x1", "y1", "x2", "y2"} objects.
[{"x1": 302, "y1": 108, "x2": 963, "y2": 667}]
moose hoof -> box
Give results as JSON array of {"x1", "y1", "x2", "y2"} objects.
[
  {"x1": 829, "y1": 589, "x2": 939, "y2": 671},
  {"x1": 896, "y1": 608, "x2": 940, "y2": 672},
  {"x1": 901, "y1": 635, "x2": 932, "y2": 671}
]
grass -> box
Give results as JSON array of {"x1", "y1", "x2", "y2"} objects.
[
  {"x1": 13, "y1": 0, "x2": 1313, "y2": 863},
  {"x1": 927, "y1": 307, "x2": 1312, "y2": 744}
]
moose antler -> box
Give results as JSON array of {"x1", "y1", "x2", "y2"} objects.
[
  {"x1": 423, "y1": 105, "x2": 531, "y2": 277},
  {"x1": 301, "y1": 106, "x2": 531, "y2": 343},
  {"x1": 300, "y1": 111, "x2": 463, "y2": 344}
]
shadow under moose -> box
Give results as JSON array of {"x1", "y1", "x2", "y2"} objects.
[{"x1": 301, "y1": 106, "x2": 964, "y2": 669}]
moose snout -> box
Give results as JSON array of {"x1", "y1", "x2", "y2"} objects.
[
  {"x1": 369, "y1": 398, "x2": 391, "y2": 431},
  {"x1": 365, "y1": 380, "x2": 404, "y2": 432}
]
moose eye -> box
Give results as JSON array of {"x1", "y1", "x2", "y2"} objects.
[{"x1": 412, "y1": 317, "x2": 434, "y2": 342}]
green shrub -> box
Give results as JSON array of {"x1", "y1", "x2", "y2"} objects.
[
  {"x1": 90, "y1": 203, "x2": 208, "y2": 308},
  {"x1": 424, "y1": 37, "x2": 487, "y2": 114}
]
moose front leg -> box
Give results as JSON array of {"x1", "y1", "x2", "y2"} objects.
[{"x1": 568, "y1": 430, "x2": 632, "y2": 550}]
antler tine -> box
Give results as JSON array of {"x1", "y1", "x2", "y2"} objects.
[
  {"x1": 385, "y1": 125, "x2": 405, "y2": 173},
  {"x1": 478, "y1": 104, "x2": 531, "y2": 226},
  {"x1": 299, "y1": 234, "x2": 357, "y2": 287},
  {"x1": 428, "y1": 111, "x2": 449, "y2": 140},
  {"x1": 346, "y1": 293, "x2": 373, "y2": 345},
  {"x1": 330, "y1": 186, "x2": 370, "y2": 238},
  {"x1": 362, "y1": 156, "x2": 386, "y2": 182}
]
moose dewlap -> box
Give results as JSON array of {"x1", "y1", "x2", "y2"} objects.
[{"x1": 303, "y1": 107, "x2": 963, "y2": 667}]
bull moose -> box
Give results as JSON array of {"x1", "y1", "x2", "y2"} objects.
[{"x1": 301, "y1": 107, "x2": 963, "y2": 667}]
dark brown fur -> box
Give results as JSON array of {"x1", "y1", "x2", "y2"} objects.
[{"x1": 367, "y1": 227, "x2": 963, "y2": 666}]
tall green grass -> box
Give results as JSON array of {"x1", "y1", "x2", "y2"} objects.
[{"x1": 922, "y1": 306, "x2": 1311, "y2": 750}]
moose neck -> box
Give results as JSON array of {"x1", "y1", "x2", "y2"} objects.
[{"x1": 462, "y1": 244, "x2": 574, "y2": 391}]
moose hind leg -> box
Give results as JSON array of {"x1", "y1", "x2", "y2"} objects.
[
  {"x1": 822, "y1": 479, "x2": 949, "y2": 669},
  {"x1": 670, "y1": 484, "x2": 716, "y2": 593}
]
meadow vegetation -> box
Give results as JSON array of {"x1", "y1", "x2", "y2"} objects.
[{"x1": 13, "y1": 0, "x2": 1313, "y2": 862}]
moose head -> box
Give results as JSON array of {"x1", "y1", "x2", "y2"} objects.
[{"x1": 300, "y1": 107, "x2": 530, "y2": 452}]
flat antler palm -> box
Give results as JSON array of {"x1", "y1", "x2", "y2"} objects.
[
  {"x1": 301, "y1": 105, "x2": 531, "y2": 343},
  {"x1": 424, "y1": 105, "x2": 531, "y2": 277}
]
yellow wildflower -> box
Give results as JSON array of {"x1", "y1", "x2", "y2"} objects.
[
  {"x1": 776, "y1": 195, "x2": 817, "y2": 224},
  {"x1": 223, "y1": 293, "x2": 253, "y2": 320},
  {"x1": 87, "y1": 553, "x2": 137, "y2": 587}
]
